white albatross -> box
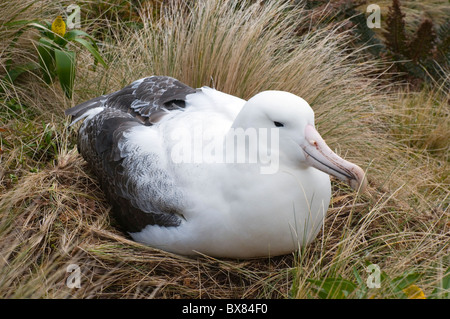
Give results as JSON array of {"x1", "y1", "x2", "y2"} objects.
[{"x1": 66, "y1": 76, "x2": 366, "y2": 258}]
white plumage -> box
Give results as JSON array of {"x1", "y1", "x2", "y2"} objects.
[{"x1": 67, "y1": 76, "x2": 366, "y2": 258}]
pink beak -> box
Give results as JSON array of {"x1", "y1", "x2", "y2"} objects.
[{"x1": 301, "y1": 124, "x2": 367, "y2": 192}]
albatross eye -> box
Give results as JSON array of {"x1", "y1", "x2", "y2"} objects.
[{"x1": 274, "y1": 121, "x2": 284, "y2": 128}]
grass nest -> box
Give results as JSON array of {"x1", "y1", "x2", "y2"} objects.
[{"x1": 1, "y1": 145, "x2": 447, "y2": 298}]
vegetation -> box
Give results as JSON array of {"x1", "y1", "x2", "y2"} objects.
[
  {"x1": 306, "y1": 0, "x2": 450, "y2": 88},
  {"x1": 2, "y1": 14, "x2": 106, "y2": 99},
  {"x1": 0, "y1": 0, "x2": 448, "y2": 299}
]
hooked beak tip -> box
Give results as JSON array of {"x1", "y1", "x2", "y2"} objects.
[{"x1": 349, "y1": 166, "x2": 367, "y2": 193}]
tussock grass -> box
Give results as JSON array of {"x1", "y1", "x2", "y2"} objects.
[
  {"x1": 385, "y1": 88, "x2": 449, "y2": 157},
  {"x1": 0, "y1": 0, "x2": 448, "y2": 298}
]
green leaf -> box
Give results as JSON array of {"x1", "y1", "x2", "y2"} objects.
[
  {"x1": 352, "y1": 266, "x2": 368, "y2": 299},
  {"x1": 0, "y1": 62, "x2": 37, "y2": 94},
  {"x1": 64, "y1": 29, "x2": 95, "y2": 42},
  {"x1": 54, "y1": 49, "x2": 76, "y2": 99},
  {"x1": 71, "y1": 37, "x2": 107, "y2": 67},
  {"x1": 37, "y1": 37, "x2": 57, "y2": 84},
  {"x1": 442, "y1": 268, "x2": 450, "y2": 289},
  {"x1": 27, "y1": 22, "x2": 53, "y2": 39},
  {"x1": 4, "y1": 62, "x2": 39, "y2": 83},
  {"x1": 54, "y1": 34, "x2": 68, "y2": 48},
  {"x1": 391, "y1": 273, "x2": 421, "y2": 291},
  {"x1": 3, "y1": 19, "x2": 41, "y2": 27},
  {"x1": 353, "y1": 266, "x2": 364, "y2": 286},
  {"x1": 431, "y1": 267, "x2": 450, "y2": 299},
  {"x1": 307, "y1": 277, "x2": 357, "y2": 299}
]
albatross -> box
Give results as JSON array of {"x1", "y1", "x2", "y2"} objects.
[{"x1": 66, "y1": 76, "x2": 366, "y2": 258}]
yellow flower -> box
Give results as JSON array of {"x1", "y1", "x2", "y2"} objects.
[
  {"x1": 402, "y1": 285, "x2": 426, "y2": 299},
  {"x1": 51, "y1": 15, "x2": 66, "y2": 37}
]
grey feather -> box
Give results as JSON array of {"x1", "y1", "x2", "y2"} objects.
[
  {"x1": 66, "y1": 76, "x2": 197, "y2": 125},
  {"x1": 68, "y1": 76, "x2": 194, "y2": 232}
]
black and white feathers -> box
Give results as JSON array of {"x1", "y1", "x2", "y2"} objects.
[
  {"x1": 66, "y1": 75, "x2": 365, "y2": 258},
  {"x1": 66, "y1": 76, "x2": 196, "y2": 232}
]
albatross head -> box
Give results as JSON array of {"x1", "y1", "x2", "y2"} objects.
[{"x1": 233, "y1": 90, "x2": 367, "y2": 192}]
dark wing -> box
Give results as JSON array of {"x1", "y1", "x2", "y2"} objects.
[
  {"x1": 67, "y1": 76, "x2": 195, "y2": 232},
  {"x1": 65, "y1": 75, "x2": 197, "y2": 125}
]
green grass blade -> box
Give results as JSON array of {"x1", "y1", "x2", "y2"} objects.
[
  {"x1": 27, "y1": 21, "x2": 53, "y2": 38},
  {"x1": 0, "y1": 63, "x2": 39, "y2": 94},
  {"x1": 431, "y1": 267, "x2": 450, "y2": 299},
  {"x1": 391, "y1": 273, "x2": 422, "y2": 291},
  {"x1": 5, "y1": 62, "x2": 40, "y2": 83},
  {"x1": 3, "y1": 19, "x2": 41, "y2": 27},
  {"x1": 37, "y1": 37, "x2": 56, "y2": 84},
  {"x1": 307, "y1": 277, "x2": 357, "y2": 299},
  {"x1": 71, "y1": 37, "x2": 107, "y2": 67},
  {"x1": 54, "y1": 48, "x2": 76, "y2": 99},
  {"x1": 64, "y1": 29, "x2": 95, "y2": 42}
]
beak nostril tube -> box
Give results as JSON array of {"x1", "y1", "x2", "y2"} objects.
[{"x1": 302, "y1": 124, "x2": 367, "y2": 192}]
